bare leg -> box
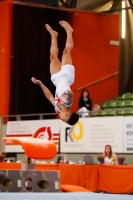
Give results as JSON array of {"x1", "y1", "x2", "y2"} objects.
[
  {"x1": 45, "y1": 24, "x2": 61, "y2": 75},
  {"x1": 59, "y1": 21, "x2": 74, "y2": 66}
]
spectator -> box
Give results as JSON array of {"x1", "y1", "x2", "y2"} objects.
[
  {"x1": 78, "y1": 89, "x2": 92, "y2": 117},
  {"x1": 102, "y1": 145, "x2": 117, "y2": 164},
  {"x1": 78, "y1": 89, "x2": 92, "y2": 111}
]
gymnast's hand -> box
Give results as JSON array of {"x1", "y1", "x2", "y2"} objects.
[{"x1": 31, "y1": 77, "x2": 42, "y2": 85}]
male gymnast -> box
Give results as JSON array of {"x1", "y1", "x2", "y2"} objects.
[{"x1": 32, "y1": 21, "x2": 100, "y2": 125}]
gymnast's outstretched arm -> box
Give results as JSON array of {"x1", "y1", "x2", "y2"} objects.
[{"x1": 31, "y1": 77, "x2": 54, "y2": 106}]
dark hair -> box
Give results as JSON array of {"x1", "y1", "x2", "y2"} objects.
[
  {"x1": 80, "y1": 89, "x2": 90, "y2": 99},
  {"x1": 104, "y1": 145, "x2": 112, "y2": 159},
  {"x1": 68, "y1": 112, "x2": 79, "y2": 126}
]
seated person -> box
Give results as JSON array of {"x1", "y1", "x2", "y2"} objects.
[
  {"x1": 78, "y1": 90, "x2": 92, "y2": 111},
  {"x1": 78, "y1": 89, "x2": 97, "y2": 117},
  {"x1": 102, "y1": 145, "x2": 117, "y2": 164}
]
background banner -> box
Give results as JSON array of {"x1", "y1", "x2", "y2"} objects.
[
  {"x1": 124, "y1": 116, "x2": 133, "y2": 153},
  {"x1": 60, "y1": 117, "x2": 124, "y2": 153},
  {"x1": 6, "y1": 119, "x2": 61, "y2": 152},
  {"x1": 5, "y1": 116, "x2": 133, "y2": 154}
]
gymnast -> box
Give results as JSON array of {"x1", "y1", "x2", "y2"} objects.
[{"x1": 32, "y1": 21, "x2": 100, "y2": 125}]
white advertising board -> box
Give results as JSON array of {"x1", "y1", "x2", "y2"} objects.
[
  {"x1": 124, "y1": 116, "x2": 133, "y2": 153},
  {"x1": 60, "y1": 117, "x2": 124, "y2": 153},
  {"x1": 88, "y1": 117, "x2": 124, "y2": 153},
  {"x1": 60, "y1": 118, "x2": 91, "y2": 152},
  {"x1": 5, "y1": 120, "x2": 61, "y2": 152}
]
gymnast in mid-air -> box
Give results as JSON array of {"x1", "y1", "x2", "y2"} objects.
[{"x1": 32, "y1": 21, "x2": 100, "y2": 125}]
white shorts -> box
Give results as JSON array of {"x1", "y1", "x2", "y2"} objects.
[
  {"x1": 51, "y1": 64, "x2": 75, "y2": 87},
  {"x1": 78, "y1": 107, "x2": 89, "y2": 118}
]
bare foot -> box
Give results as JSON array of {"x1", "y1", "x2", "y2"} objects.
[
  {"x1": 45, "y1": 24, "x2": 58, "y2": 36},
  {"x1": 59, "y1": 21, "x2": 73, "y2": 32}
]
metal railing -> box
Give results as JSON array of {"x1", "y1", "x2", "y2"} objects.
[
  {"x1": 1, "y1": 113, "x2": 57, "y2": 124},
  {"x1": 76, "y1": 71, "x2": 119, "y2": 92},
  {"x1": 1, "y1": 107, "x2": 121, "y2": 125}
]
